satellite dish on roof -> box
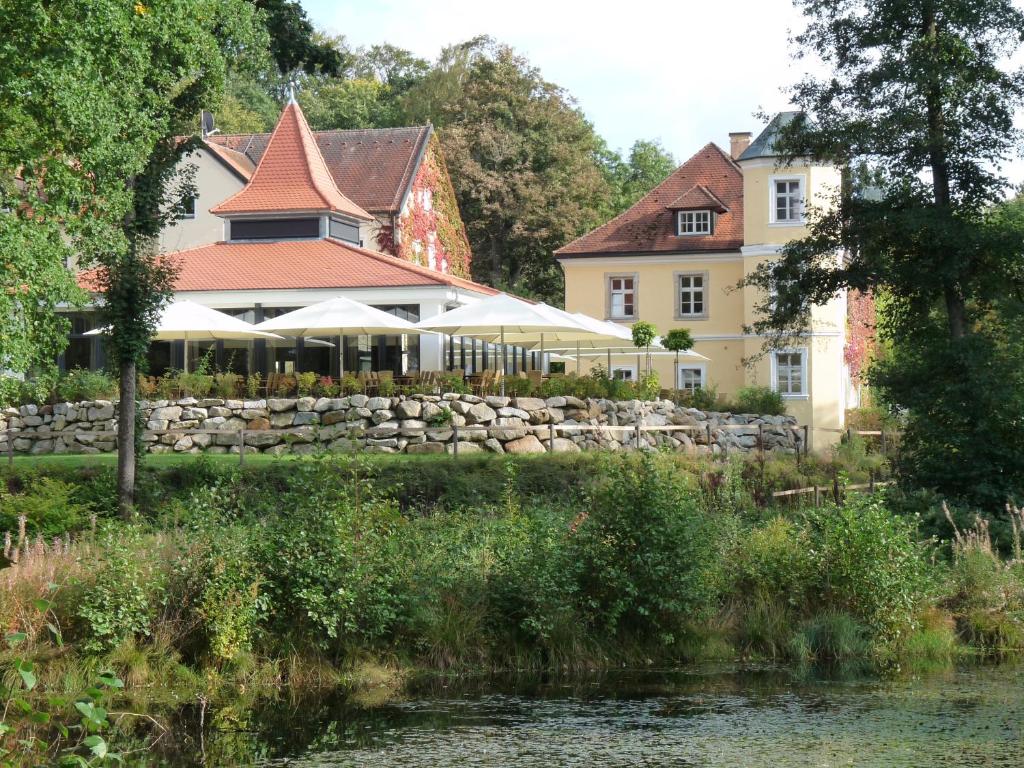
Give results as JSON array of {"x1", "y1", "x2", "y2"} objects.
[{"x1": 201, "y1": 111, "x2": 215, "y2": 137}]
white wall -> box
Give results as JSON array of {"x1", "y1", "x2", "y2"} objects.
[{"x1": 159, "y1": 150, "x2": 244, "y2": 253}]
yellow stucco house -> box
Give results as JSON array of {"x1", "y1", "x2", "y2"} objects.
[{"x1": 556, "y1": 113, "x2": 849, "y2": 450}]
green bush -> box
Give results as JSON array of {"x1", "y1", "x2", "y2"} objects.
[
  {"x1": 75, "y1": 527, "x2": 161, "y2": 653},
  {"x1": 733, "y1": 385, "x2": 786, "y2": 415},
  {"x1": 0, "y1": 477, "x2": 91, "y2": 537},
  {"x1": 55, "y1": 368, "x2": 118, "y2": 402},
  {"x1": 802, "y1": 496, "x2": 930, "y2": 645},
  {"x1": 679, "y1": 384, "x2": 722, "y2": 412},
  {"x1": 571, "y1": 454, "x2": 730, "y2": 644},
  {"x1": 256, "y1": 460, "x2": 407, "y2": 652}
]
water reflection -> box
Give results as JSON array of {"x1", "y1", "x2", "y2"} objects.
[{"x1": 151, "y1": 662, "x2": 1024, "y2": 767}]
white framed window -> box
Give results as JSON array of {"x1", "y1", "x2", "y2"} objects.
[
  {"x1": 611, "y1": 365, "x2": 637, "y2": 382},
  {"x1": 677, "y1": 209, "x2": 712, "y2": 235},
  {"x1": 607, "y1": 274, "x2": 637, "y2": 319},
  {"x1": 677, "y1": 364, "x2": 706, "y2": 392},
  {"x1": 771, "y1": 348, "x2": 808, "y2": 398},
  {"x1": 676, "y1": 272, "x2": 707, "y2": 318},
  {"x1": 770, "y1": 176, "x2": 805, "y2": 224}
]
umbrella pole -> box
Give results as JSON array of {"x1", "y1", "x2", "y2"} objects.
[
  {"x1": 500, "y1": 326, "x2": 506, "y2": 397},
  {"x1": 607, "y1": 348, "x2": 611, "y2": 379},
  {"x1": 183, "y1": 340, "x2": 188, "y2": 373},
  {"x1": 576, "y1": 340, "x2": 580, "y2": 377},
  {"x1": 540, "y1": 333, "x2": 544, "y2": 375}
]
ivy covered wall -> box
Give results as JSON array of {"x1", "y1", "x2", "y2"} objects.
[{"x1": 378, "y1": 134, "x2": 472, "y2": 279}]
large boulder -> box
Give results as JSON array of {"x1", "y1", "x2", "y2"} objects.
[
  {"x1": 267, "y1": 398, "x2": 296, "y2": 413},
  {"x1": 551, "y1": 437, "x2": 581, "y2": 453},
  {"x1": 504, "y1": 435, "x2": 546, "y2": 454},
  {"x1": 150, "y1": 405, "x2": 182, "y2": 422},
  {"x1": 407, "y1": 441, "x2": 445, "y2": 454},
  {"x1": 511, "y1": 397, "x2": 546, "y2": 412},
  {"x1": 87, "y1": 401, "x2": 115, "y2": 421},
  {"x1": 293, "y1": 411, "x2": 320, "y2": 426},
  {"x1": 465, "y1": 402, "x2": 497, "y2": 424},
  {"x1": 395, "y1": 400, "x2": 421, "y2": 419},
  {"x1": 446, "y1": 441, "x2": 482, "y2": 454}
]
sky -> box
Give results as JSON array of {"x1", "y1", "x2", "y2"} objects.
[{"x1": 304, "y1": 0, "x2": 1024, "y2": 185}]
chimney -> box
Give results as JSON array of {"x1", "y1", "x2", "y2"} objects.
[{"x1": 729, "y1": 131, "x2": 752, "y2": 160}]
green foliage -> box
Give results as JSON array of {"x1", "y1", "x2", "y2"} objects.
[
  {"x1": 76, "y1": 528, "x2": 159, "y2": 654},
  {"x1": 256, "y1": 461, "x2": 406, "y2": 652},
  {"x1": 602, "y1": 139, "x2": 677, "y2": 213},
  {"x1": 789, "y1": 612, "x2": 870, "y2": 662},
  {"x1": 630, "y1": 320, "x2": 657, "y2": 350},
  {"x1": 54, "y1": 370, "x2": 118, "y2": 404},
  {"x1": 662, "y1": 328, "x2": 694, "y2": 352},
  {"x1": 251, "y1": 0, "x2": 346, "y2": 75},
  {"x1": 571, "y1": 454, "x2": 729, "y2": 644},
  {"x1": 733, "y1": 386, "x2": 786, "y2": 416},
  {"x1": 296, "y1": 371, "x2": 317, "y2": 397},
  {"x1": 245, "y1": 373, "x2": 262, "y2": 399},
  {"x1": 801, "y1": 497, "x2": 930, "y2": 645},
  {"x1": 0, "y1": 478, "x2": 90, "y2": 538},
  {"x1": 678, "y1": 383, "x2": 723, "y2": 412},
  {"x1": 743, "y1": 0, "x2": 1024, "y2": 504}
]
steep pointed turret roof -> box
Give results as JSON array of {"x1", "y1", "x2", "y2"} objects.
[{"x1": 211, "y1": 100, "x2": 372, "y2": 220}]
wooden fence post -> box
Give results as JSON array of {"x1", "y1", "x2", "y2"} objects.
[
  {"x1": 238, "y1": 429, "x2": 246, "y2": 468},
  {"x1": 758, "y1": 422, "x2": 764, "y2": 462},
  {"x1": 881, "y1": 429, "x2": 887, "y2": 457},
  {"x1": 833, "y1": 474, "x2": 840, "y2": 505},
  {"x1": 452, "y1": 424, "x2": 459, "y2": 456},
  {"x1": 548, "y1": 423, "x2": 555, "y2": 452},
  {"x1": 869, "y1": 468, "x2": 875, "y2": 493},
  {"x1": 6, "y1": 431, "x2": 12, "y2": 469},
  {"x1": 635, "y1": 422, "x2": 642, "y2": 451},
  {"x1": 813, "y1": 485, "x2": 819, "y2": 507},
  {"x1": 803, "y1": 425, "x2": 809, "y2": 457},
  {"x1": 705, "y1": 423, "x2": 712, "y2": 456}
]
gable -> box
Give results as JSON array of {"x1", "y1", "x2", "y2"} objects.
[
  {"x1": 208, "y1": 125, "x2": 432, "y2": 215},
  {"x1": 556, "y1": 143, "x2": 743, "y2": 257}
]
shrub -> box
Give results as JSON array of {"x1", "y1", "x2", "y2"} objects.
[
  {"x1": 679, "y1": 384, "x2": 722, "y2": 412},
  {"x1": 0, "y1": 477, "x2": 90, "y2": 538},
  {"x1": 732, "y1": 516, "x2": 814, "y2": 605},
  {"x1": 733, "y1": 385, "x2": 785, "y2": 415},
  {"x1": 55, "y1": 368, "x2": 118, "y2": 402},
  {"x1": 256, "y1": 460, "x2": 407, "y2": 652},
  {"x1": 296, "y1": 371, "x2": 317, "y2": 397},
  {"x1": 213, "y1": 372, "x2": 241, "y2": 399},
  {"x1": 571, "y1": 453, "x2": 730, "y2": 644},
  {"x1": 175, "y1": 372, "x2": 214, "y2": 398},
  {"x1": 802, "y1": 496, "x2": 930, "y2": 645},
  {"x1": 75, "y1": 528, "x2": 162, "y2": 653},
  {"x1": 245, "y1": 373, "x2": 262, "y2": 399}
]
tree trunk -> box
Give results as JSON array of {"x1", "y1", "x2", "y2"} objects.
[
  {"x1": 117, "y1": 359, "x2": 136, "y2": 519},
  {"x1": 923, "y1": 3, "x2": 968, "y2": 340}
]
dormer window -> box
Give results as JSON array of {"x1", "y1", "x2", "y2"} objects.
[{"x1": 677, "y1": 209, "x2": 712, "y2": 236}]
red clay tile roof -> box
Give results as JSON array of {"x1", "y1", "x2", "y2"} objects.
[
  {"x1": 210, "y1": 101, "x2": 372, "y2": 221},
  {"x1": 666, "y1": 183, "x2": 730, "y2": 213},
  {"x1": 203, "y1": 141, "x2": 256, "y2": 181},
  {"x1": 208, "y1": 125, "x2": 432, "y2": 215},
  {"x1": 79, "y1": 238, "x2": 498, "y2": 295},
  {"x1": 556, "y1": 143, "x2": 743, "y2": 257}
]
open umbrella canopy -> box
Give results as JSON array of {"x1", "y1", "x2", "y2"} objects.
[
  {"x1": 415, "y1": 294, "x2": 591, "y2": 338},
  {"x1": 254, "y1": 296, "x2": 424, "y2": 336},
  {"x1": 86, "y1": 300, "x2": 283, "y2": 342}
]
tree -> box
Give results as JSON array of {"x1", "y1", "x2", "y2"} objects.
[
  {"x1": 401, "y1": 38, "x2": 614, "y2": 302},
  {"x1": 1, "y1": 0, "x2": 268, "y2": 515},
  {"x1": 603, "y1": 139, "x2": 677, "y2": 215},
  {"x1": 631, "y1": 320, "x2": 658, "y2": 376},
  {"x1": 743, "y1": 0, "x2": 1024, "y2": 503},
  {"x1": 250, "y1": 0, "x2": 346, "y2": 76},
  {"x1": 662, "y1": 328, "x2": 695, "y2": 403}
]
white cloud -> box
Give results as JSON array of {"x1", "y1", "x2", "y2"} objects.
[{"x1": 304, "y1": 0, "x2": 1023, "y2": 187}]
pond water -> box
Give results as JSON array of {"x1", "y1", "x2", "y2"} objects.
[{"x1": 155, "y1": 662, "x2": 1024, "y2": 767}]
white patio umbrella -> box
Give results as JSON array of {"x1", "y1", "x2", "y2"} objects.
[
  {"x1": 569, "y1": 345, "x2": 708, "y2": 382},
  {"x1": 254, "y1": 296, "x2": 426, "y2": 377},
  {"x1": 415, "y1": 293, "x2": 594, "y2": 394},
  {"x1": 86, "y1": 299, "x2": 284, "y2": 371}
]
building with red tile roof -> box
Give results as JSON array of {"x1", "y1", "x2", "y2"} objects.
[
  {"x1": 69, "y1": 99, "x2": 497, "y2": 380},
  {"x1": 557, "y1": 117, "x2": 850, "y2": 451}
]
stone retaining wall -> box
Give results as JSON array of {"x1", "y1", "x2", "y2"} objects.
[{"x1": 1, "y1": 394, "x2": 803, "y2": 457}]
